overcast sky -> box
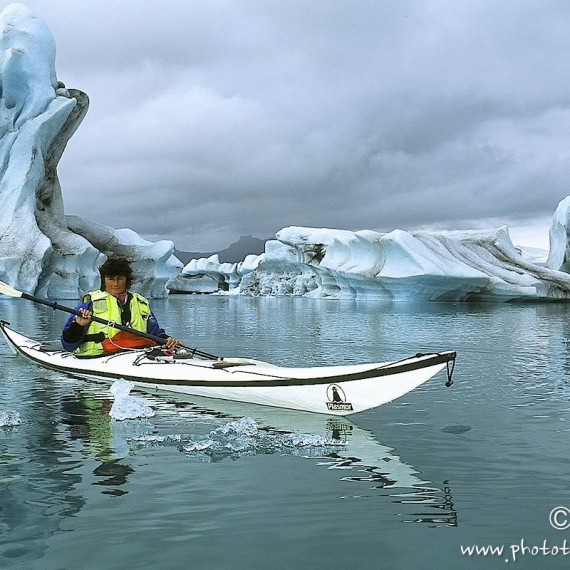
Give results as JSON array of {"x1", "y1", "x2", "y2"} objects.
[{"x1": 17, "y1": 0, "x2": 570, "y2": 251}]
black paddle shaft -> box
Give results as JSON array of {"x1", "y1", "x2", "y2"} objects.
[{"x1": 21, "y1": 292, "x2": 219, "y2": 360}]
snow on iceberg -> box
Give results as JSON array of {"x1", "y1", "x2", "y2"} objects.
[
  {"x1": 0, "y1": 4, "x2": 179, "y2": 298},
  {"x1": 174, "y1": 222, "x2": 570, "y2": 302}
]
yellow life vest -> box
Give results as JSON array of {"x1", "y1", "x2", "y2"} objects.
[{"x1": 75, "y1": 290, "x2": 151, "y2": 357}]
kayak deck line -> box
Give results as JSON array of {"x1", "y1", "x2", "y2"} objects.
[{"x1": 16, "y1": 337, "x2": 457, "y2": 387}]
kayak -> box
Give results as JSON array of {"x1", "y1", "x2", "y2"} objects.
[{"x1": 0, "y1": 321, "x2": 456, "y2": 416}]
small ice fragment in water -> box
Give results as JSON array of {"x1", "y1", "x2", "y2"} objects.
[
  {"x1": 281, "y1": 433, "x2": 338, "y2": 447},
  {"x1": 0, "y1": 411, "x2": 21, "y2": 427},
  {"x1": 132, "y1": 434, "x2": 183, "y2": 444},
  {"x1": 109, "y1": 379, "x2": 135, "y2": 400},
  {"x1": 216, "y1": 416, "x2": 259, "y2": 437},
  {"x1": 110, "y1": 398, "x2": 155, "y2": 421},
  {"x1": 184, "y1": 438, "x2": 222, "y2": 452},
  {"x1": 182, "y1": 417, "x2": 347, "y2": 457},
  {"x1": 109, "y1": 379, "x2": 155, "y2": 421}
]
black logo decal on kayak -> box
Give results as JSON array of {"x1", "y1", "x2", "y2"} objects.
[{"x1": 326, "y1": 384, "x2": 353, "y2": 411}]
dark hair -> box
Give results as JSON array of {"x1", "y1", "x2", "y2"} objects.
[{"x1": 99, "y1": 257, "x2": 133, "y2": 290}]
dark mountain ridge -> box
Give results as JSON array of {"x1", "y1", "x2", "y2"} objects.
[{"x1": 175, "y1": 235, "x2": 267, "y2": 265}]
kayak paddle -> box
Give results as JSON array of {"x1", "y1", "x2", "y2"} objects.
[{"x1": 0, "y1": 280, "x2": 218, "y2": 359}]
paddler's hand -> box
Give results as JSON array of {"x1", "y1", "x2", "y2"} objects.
[
  {"x1": 75, "y1": 308, "x2": 93, "y2": 327},
  {"x1": 163, "y1": 337, "x2": 181, "y2": 351}
]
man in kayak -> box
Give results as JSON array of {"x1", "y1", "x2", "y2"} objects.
[{"x1": 61, "y1": 257, "x2": 181, "y2": 356}]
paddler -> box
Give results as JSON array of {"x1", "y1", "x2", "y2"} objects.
[{"x1": 61, "y1": 257, "x2": 181, "y2": 356}]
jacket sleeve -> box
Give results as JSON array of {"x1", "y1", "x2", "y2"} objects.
[
  {"x1": 61, "y1": 300, "x2": 93, "y2": 351},
  {"x1": 147, "y1": 310, "x2": 168, "y2": 339}
]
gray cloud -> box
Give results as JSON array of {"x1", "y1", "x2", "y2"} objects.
[{"x1": 19, "y1": 0, "x2": 570, "y2": 250}]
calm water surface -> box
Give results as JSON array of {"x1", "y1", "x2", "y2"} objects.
[{"x1": 1, "y1": 296, "x2": 570, "y2": 569}]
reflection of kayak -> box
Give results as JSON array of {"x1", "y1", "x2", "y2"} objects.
[
  {"x1": 0, "y1": 322, "x2": 456, "y2": 416},
  {"x1": 165, "y1": 393, "x2": 428, "y2": 489},
  {"x1": 122, "y1": 392, "x2": 458, "y2": 525}
]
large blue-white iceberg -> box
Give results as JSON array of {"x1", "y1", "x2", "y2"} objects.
[
  {"x1": 0, "y1": 3, "x2": 180, "y2": 298},
  {"x1": 172, "y1": 208, "x2": 570, "y2": 301}
]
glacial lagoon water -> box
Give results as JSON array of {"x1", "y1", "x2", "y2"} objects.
[{"x1": 1, "y1": 295, "x2": 570, "y2": 569}]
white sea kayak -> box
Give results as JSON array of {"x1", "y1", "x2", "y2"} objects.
[{"x1": 0, "y1": 321, "x2": 456, "y2": 416}]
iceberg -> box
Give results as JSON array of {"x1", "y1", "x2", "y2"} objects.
[
  {"x1": 66, "y1": 216, "x2": 181, "y2": 299},
  {"x1": 546, "y1": 196, "x2": 570, "y2": 273},
  {"x1": 174, "y1": 208, "x2": 570, "y2": 301},
  {"x1": 169, "y1": 253, "x2": 261, "y2": 294},
  {"x1": 0, "y1": 3, "x2": 180, "y2": 298}
]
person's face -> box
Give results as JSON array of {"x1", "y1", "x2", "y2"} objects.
[{"x1": 104, "y1": 274, "x2": 128, "y2": 296}]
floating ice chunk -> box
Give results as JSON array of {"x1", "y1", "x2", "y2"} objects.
[
  {"x1": 110, "y1": 396, "x2": 155, "y2": 421},
  {"x1": 182, "y1": 416, "x2": 346, "y2": 458},
  {"x1": 184, "y1": 438, "x2": 222, "y2": 452},
  {"x1": 132, "y1": 434, "x2": 184, "y2": 444},
  {"x1": 109, "y1": 379, "x2": 135, "y2": 400},
  {"x1": 216, "y1": 416, "x2": 259, "y2": 437},
  {"x1": 280, "y1": 433, "x2": 341, "y2": 447},
  {"x1": 109, "y1": 379, "x2": 155, "y2": 421},
  {"x1": 0, "y1": 410, "x2": 21, "y2": 427}
]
